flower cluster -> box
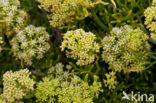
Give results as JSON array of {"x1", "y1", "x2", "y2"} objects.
[
  {"x1": 38, "y1": 0, "x2": 96, "y2": 27},
  {"x1": 144, "y1": 0, "x2": 156, "y2": 40},
  {"x1": 0, "y1": 95, "x2": 6, "y2": 103},
  {"x1": 1, "y1": 69, "x2": 35, "y2": 103},
  {"x1": 103, "y1": 71, "x2": 118, "y2": 89},
  {"x1": 151, "y1": 33, "x2": 156, "y2": 40},
  {"x1": 61, "y1": 29, "x2": 100, "y2": 66},
  {"x1": 102, "y1": 25, "x2": 149, "y2": 72},
  {"x1": 11, "y1": 25, "x2": 50, "y2": 65},
  {"x1": 0, "y1": 37, "x2": 3, "y2": 52},
  {"x1": 35, "y1": 63, "x2": 102, "y2": 103},
  {"x1": 0, "y1": 0, "x2": 28, "y2": 36}
]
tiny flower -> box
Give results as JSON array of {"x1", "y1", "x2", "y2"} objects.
[
  {"x1": 11, "y1": 25, "x2": 50, "y2": 65},
  {"x1": 144, "y1": 0, "x2": 156, "y2": 33},
  {"x1": 61, "y1": 29, "x2": 100, "y2": 66},
  {"x1": 0, "y1": 0, "x2": 28, "y2": 36},
  {"x1": 151, "y1": 33, "x2": 156, "y2": 40},
  {"x1": 38, "y1": 0, "x2": 95, "y2": 27},
  {"x1": 102, "y1": 25, "x2": 149, "y2": 72},
  {"x1": 36, "y1": 63, "x2": 102, "y2": 103},
  {"x1": 103, "y1": 71, "x2": 118, "y2": 89},
  {"x1": 2, "y1": 69, "x2": 35, "y2": 102}
]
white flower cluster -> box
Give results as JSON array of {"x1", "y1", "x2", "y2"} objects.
[
  {"x1": 1, "y1": 69, "x2": 35, "y2": 103},
  {"x1": 11, "y1": 25, "x2": 50, "y2": 65},
  {"x1": 151, "y1": 33, "x2": 156, "y2": 40},
  {"x1": 0, "y1": 95, "x2": 6, "y2": 103},
  {"x1": 144, "y1": 0, "x2": 156, "y2": 40},
  {"x1": 61, "y1": 29, "x2": 100, "y2": 66},
  {"x1": 0, "y1": 37, "x2": 3, "y2": 52},
  {"x1": 153, "y1": 0, "x2": 156, "y2": 6},
  {"x1": 102, "y1": 25, "x2": 149, "y2": 72},
  {"x1": 144, "y1": 6, "x2": 156, "y2": 32},
  {"x1": 0, "y1": 0, "x2": 28, "y2": 35}
]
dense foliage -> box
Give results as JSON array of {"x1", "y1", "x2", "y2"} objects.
[{"x1": 0, "y1": 0, "x2": 156, "y2": 103}]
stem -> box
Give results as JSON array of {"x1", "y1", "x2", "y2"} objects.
[
  {"x1": 90, "y1": 13, "x2": 108, "y2": 31},
  {"x1": 149, "y1": 55, "x2": 156, "y2": 60},
  {"x1": 110, "y1": 0, "x2": 116, "y2": 8},
  {"x1": 144, "y1": 61, "x2": 156, "y2": 70},
  {"x1": 92, "y1": 1, "x2": 109, "y2": 7},
  {"x1": 129, "y1": 61, "x2": 156, "y2": 72},
  {"x1": 145, "y1": 52, "x2": 156, "y2": 59},
  {"x1": 0, "y1": 20, "x2": 6, "y2": 22},
  {"x1": 149, "y1": 38, "x2": 156, "y2": 44},
  {"x1": 21, "y1": 60, "x2": 24, "y2": 69},
  {"x1": 2, "y1": 47, "x2": 10, "y2": 51},
  {"x1": 52, "y1": 27, "x2": 62, "y2": 45},
  {"x1": 95, "y1": 61, "x2": 101, "y2": 74},
  {"x1": 30, "y1": 70, "x2": 43, "y2": 77}
]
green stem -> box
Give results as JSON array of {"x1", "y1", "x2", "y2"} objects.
[
  {"x1": 144, "y1": 61, "x2": 156, "y2": 70},
  {"x1": 21, "y1": 60, "x2": 24, "y2": 69},
  {"x1": 95, "y1": 61, "x2": 101, "y2": 74},
  {"x1": 90, "y1": 13, "x2": 108, "y2": 31},
  {"x1": 2, "y1": 47, "x2": 10, "y2": 51},
  {"x1": 92, "y1": 1, "x2": 109, "y2": 7},
  {"x1": 145, "y1": 52, "x2": 156, "y2": 60},
  {"x1": 149, "y1": 38, "x2": 156, "y2": 44},
  {"x1": 0, "y1": 20, "x2": 6, "y2": 22},
  {"x1": 110, "y1": 0, "x2": 116, "y2": 8}
]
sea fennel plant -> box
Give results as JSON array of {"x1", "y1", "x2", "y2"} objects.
[
  {"x1": 61, "y1": 29, "x2": 100, "y2": 66},
  {"x1": 38, "y1": 0, "x2": 109, "y2": 28},
  {"x1": 144, "y1": 0, "x2": 156, "y2": 41},
  {"x1": 35, "y1": 63, "x2": 102, "y2": 103},
  {"x1": 0, "y1": 0, "x2": 155, "y2": 103},
  {"x1": 102, "y1": 25, "x2": 149, "y2": 72},
  {"x1": 0, "y1": 69, "x2": 35, "y2": 103},
  {"x1": 11, "y1": 25, "x2": 50, "y2": 66},
  {"x1": 0, "y1": 0, "x2": 28, "y2": 36}
]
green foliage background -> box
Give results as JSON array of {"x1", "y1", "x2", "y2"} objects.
[{"x1": 0, "y1": 0, "x2": 156, "y2": 102}]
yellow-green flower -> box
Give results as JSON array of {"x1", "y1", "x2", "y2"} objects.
[
  {"x1": 38, "y1": 0, "x2": 105, "y2": 28},
  {"x1": 103, "y1": 71, "x2": 118, "y2": 89},
  {"x1": 61, "y1": 29, "x2": 100, "y2": 66},
  {"x1": 1, "y1": 69, "x2": 35, "y2": 103},
  {"x1": 36, "y1": 63, "x2": 102, "y2": 103}
]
